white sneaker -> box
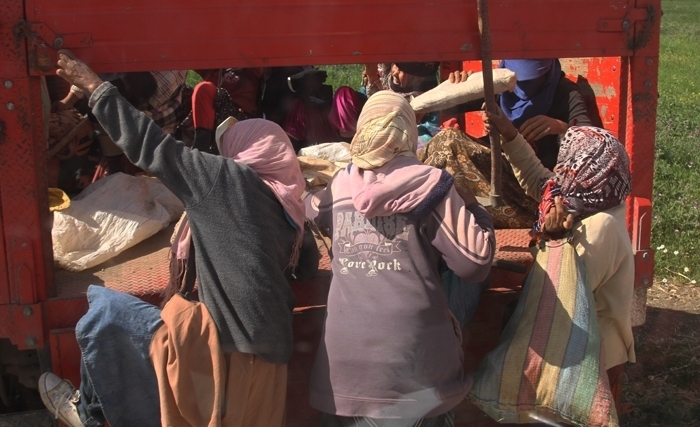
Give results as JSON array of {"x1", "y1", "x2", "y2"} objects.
[{"x1": 38, "y1": 372, "x2": 85, "y2": 427}]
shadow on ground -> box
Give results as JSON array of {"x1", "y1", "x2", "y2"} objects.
[{"x1": 622, "y1": 306, "x2": 700, "y2": 427}]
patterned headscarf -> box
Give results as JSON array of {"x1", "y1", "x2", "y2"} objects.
[
  {"x1": 533, "y1": 126, "x2": 632, "y2": 234},
  {"x1": 348, "y1": 90, "x2": 448, "y2": 219},
  {"x1": 350, "y1": 91, "x2": 418, "y2": 169}
]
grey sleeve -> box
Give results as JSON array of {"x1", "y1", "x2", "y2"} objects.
[{"x1": 88, "y1": 82, "x2": 222, "y2": 207}]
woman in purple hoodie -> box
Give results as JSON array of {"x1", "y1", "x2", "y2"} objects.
[{"x1": 306, "y1": 91, "x2": 496, "y2": 427}]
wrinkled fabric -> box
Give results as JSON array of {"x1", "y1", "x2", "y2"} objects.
[
  {"x1": 150, "y1": 294, "x2": 225, "y2": 427},
  {"x1": 282, "y1": 98, "x2": 339, "y2": 146},
  {"x1": 329, "y1": 86, "x2": 366, "y2": 136},
  {"x1": 220, "y1": 119, "x2": 306, "y2": 238},
  {"x1": 498, "y1": 59, "x2": 561, "y2": 128},
  {"x1": 90, "y1": 82, "x2": 299, "y2": 363},
  {"x1": 76, "y1": 286, "x2": 163, "y2": 427},
  {"x1": 552, "y1": 126, "x2": 632, "y2": 220},
  {"x1": 417, "y1": 128, "x2": 538, "y2": 229},
  {"x1": 350, "y1": 91, "x2": 418, "y2": 169},
  {"x1": 175, "y1": 119, "x2": 306, "y2": 269},
  {"x1": 501, "y1": 132, "x2": 636, "y2": 369},
  {"x1": 349, "y1": 91, "x2": 444, "y2": 218},
  {"x1": 319, "y1": 410, "x2": 455, "y2": 427},
  {"x1": 349, "y1": 156, "x2": 449, "y2": 219}
]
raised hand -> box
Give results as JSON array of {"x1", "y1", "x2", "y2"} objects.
[
  {"x1": 447, "y1": 70, "x2": 472, "y2": 83},
  {"x1": 483, "y1": 104, "x2": 518, "y2": 143},
  {"x1": 55, "y1": 50, "x2": 103, "y2": 94}
]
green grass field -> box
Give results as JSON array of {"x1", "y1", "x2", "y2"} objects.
[{"x1": 652, "y1": 0, "x2": 700, "y2": 285}]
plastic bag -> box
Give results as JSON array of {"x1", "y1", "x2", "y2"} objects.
[{"x1": 52, "y1": 173, "x2": 184, "y2": 271}]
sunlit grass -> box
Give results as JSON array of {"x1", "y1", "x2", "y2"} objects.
[{"x1": 651, "y1": 0, "x2": 700, "y2": 285}]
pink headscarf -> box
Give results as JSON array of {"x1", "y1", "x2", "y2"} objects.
[
  {"x1": 219, "y1": 119, "x2": 307, "y2": 243},
  {"x1": 329, "y1": 86, "x2": 365, "y2": 136},
  {"x1": 168, "y1": 119, "x2": 306, "y2": 302}
]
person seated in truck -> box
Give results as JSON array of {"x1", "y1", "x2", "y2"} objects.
[
  {"x1": 305, "y1": 90, "x2": 495, "y2": 427},
  {"x1": 261, "y1": 66, "x2": 339, "y2": 151},
  {"x1": 38, "y1": 50, "x2": 317, "y2": 427},
  {"x1": 363, "y1": 62, "x2": 443, "y2": 150},
  {"x1": 483, "y1": 107, "x2": 635, "y2": 415},
  {"x1": 453, "y1": 58, "x2": 592, "y2": 170}
]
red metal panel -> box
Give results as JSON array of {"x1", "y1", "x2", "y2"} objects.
[
  {"x1": 0, "y1": 76, "x2": 52, "y2": 306},
  {"x1": 22, "y1": 0, "x2": 642, "y2": 73},
  {"x1": 1, "y1": 0, "x2": 53, "y2": 307},
  {"x1": 0, "y1": 0, "x2": 22, "y2": 306},
  {"x1": 620, "y1": 0, "x2": 659, "y2": 283},
  {"x1": 0, "y1": 303, "x2": 45, "y2": 350},
  {"x1": 561, "y1": 57, "x2": 622, "y2": 135},
  {"x1": 49, "y1": 328, "x2": 82, "y2": 387}
]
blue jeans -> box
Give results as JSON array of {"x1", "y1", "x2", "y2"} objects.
[
  {"x1": 441, "y1": 270, "x2": 490, "y2": 329},
  {"x1": 75, "y1": 285, "x2": 163, "y2": 427}
]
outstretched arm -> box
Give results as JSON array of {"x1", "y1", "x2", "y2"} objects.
[{"x1": 56, "y1": 50, "x2": 222, "y2": 207}]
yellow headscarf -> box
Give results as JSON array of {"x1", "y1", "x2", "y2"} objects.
[{"x1": 350, "y1": 91, "x2": 418, "y2": 169}]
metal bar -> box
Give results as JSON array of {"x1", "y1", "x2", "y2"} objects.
[
  {"x1": 477, "y1": 0, "x2": 503, "y2": 207},
  {"x1": 621, "y1": 0, "x2": 660, "y2": 288}
]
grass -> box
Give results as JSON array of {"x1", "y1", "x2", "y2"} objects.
[
  {"x1": 317, "y1": 64, "x2": 363, "y2": 91},
  {"x1": 651, "y1": 0, "x2": 700, "y2": 285}
]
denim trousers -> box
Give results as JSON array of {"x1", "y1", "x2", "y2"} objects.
[
  {"x1": 75, "y1": 285, "x2": 163, "y2": 427},
  {"x1": 441, "y1": 270, "x2": 490, "y2": 329}
]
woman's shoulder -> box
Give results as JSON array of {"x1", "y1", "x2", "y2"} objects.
[{"x1": 577, "y1": 203, "x2": 630, "y2": 245}]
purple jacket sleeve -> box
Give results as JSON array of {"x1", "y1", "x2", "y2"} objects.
[{"x1": 429, "y1": 187, "x2": 495, "y2": 282}]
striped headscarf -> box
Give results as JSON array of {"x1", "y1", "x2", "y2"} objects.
[
  {"x1": 350, "y1": 91, "x2": 418, "y2": 169},
  {"x1": 533, "y1": 126, "x2": 632, "y2": 234},
  {"x1": 348, "y1": 90, "x2": 449, "y2": 219}
]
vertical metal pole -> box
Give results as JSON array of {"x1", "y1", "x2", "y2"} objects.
[{"x1": 477, "y1": 0, "x2": 503, "y2": 207}]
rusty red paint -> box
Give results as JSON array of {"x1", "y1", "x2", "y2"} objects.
[
  {"x1": 0, "y1": 303, "x2": 44, "y2": 350},
  {"x1": 23, "y1": 0, "x2": 646, "y2": 74},
  {"x1": 0, "y1": 77, "x2": 52, "y2": 307}
]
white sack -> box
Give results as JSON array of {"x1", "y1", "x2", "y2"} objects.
[
  {"x1": 410, "y1": 68, "x2": 518, "y2": 113},
  {"x1": 298, "y1": 142, "x2": 352, "y2": 165},
  {"x1": 52, "y1": 173, "x2": 184, "y2": 271}
]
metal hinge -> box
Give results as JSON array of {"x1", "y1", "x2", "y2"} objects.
[
  {"x1": 597, "y1": 5, "x2": 656, "y2": 50},
  {"x1": 13, "y1": 19, "x2": 92, "y2": 50}
]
